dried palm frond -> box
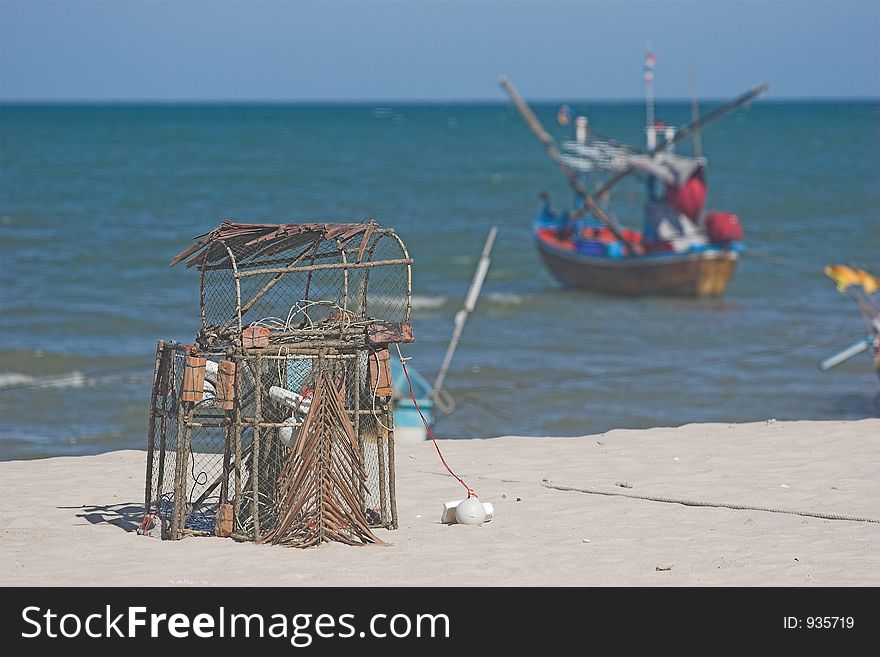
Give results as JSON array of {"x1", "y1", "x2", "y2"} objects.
[{"x1": 260, "y1": 366, "x2": 382, "y2": 548}]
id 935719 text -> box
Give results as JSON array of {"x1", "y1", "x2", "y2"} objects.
[{"x1": 783, "y1": 616, "x2": 855, "y2": 630}]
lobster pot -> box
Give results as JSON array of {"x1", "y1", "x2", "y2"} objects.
[
  {"x1": 145, "y1": 342, "x2": 397, "y2": 542},
  {"x1": 146, "y1": 221, "x2": 412, "y2": 547}
]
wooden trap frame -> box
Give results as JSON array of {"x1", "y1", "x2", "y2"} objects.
[{"x1": 143, "y1": 221, "x2": 413, "y2": 547}]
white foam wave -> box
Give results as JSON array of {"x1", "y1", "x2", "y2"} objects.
[
  {"x1": 0, "y1": 373, "x2": 37, "y2": 388},
  {"x1": 486, "y1": 293, "x2": 523, "y2": 305},
  {"x1": 0, "y1": 370, "x2": 153, "y2": 390},
  {"x1": 410, "y1": 295, "x2": 448, "y2": 310},
  {"x1": 0, "y1": 370, "x2": 87, "y2": 389}
]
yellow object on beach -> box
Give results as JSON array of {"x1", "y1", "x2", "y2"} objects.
[
  {"x1": 859, "y1": 269, "x2": 880, "y2": 294},
  {"x1": 824, "y1": 264, "x2": 879, "y2": 294}
]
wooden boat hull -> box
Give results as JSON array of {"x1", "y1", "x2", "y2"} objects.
[{"x1": 535, "y1": 232, "x2": 739, "y2": 297}]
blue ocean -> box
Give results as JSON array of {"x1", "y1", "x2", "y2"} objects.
[{"x1": 1, "y1": 100, "x2": 878, "y2": 459}]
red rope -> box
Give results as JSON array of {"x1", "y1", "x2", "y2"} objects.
[{"x1": 398, "y1": 355, "x2": 475, "y2": 499}]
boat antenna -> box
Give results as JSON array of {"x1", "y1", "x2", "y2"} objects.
[
  {"x1": 431, "y1": 225, "x2": 497, "y2": 401},
  {"x1": 644, "y1": 43, "x2": 657, "y2": 150}
]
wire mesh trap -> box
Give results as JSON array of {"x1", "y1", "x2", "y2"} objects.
[{"x1": 143, "y1": 221, "x2": 413, "y2": 547}]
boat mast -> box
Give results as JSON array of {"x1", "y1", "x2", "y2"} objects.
[
  {"x1": 689, "y1": 57, "x2": 703, "y2": 158},
  {"x1": 644, "y1": 45, "x2": 676, "y2": 154}
]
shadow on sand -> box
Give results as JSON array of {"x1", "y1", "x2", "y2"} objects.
[{"x1": 62, "y1": 503, "x2": 144, "y2": 532}]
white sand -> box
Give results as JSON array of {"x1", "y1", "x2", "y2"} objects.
[{"x1": 1, "y1": 419, "x2": 877, "y2": 586}]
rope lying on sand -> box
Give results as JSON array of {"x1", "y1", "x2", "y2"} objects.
[
  {"x1": 423, "y1": 469, "x2": 880, "y2": 524},
  {"x1": 540, "y1": 480, "x2": 880, "y2": 524}
]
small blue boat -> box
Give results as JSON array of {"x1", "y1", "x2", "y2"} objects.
[
  {"x1": 390, "y1": 354, "x2": 434, "y2": 444},
  {"x1": 387, "y1": 225, "x2": 496, "y2": 444}
]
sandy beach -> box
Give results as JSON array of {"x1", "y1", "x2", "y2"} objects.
[{"x1": 1, "y1": 418, "x2": 877, "y2": 587}]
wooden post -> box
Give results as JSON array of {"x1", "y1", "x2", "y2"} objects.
[
  {"x1": 387, "y1": 407, "x2": 398, "y2": 530},
  {"x1": 302, "y1": 240, "x2": 321, "y2": 305},
  {"x1": 252, "y1": 355, "x2": 262, "y2": 541},
  {"x1": 341, "y1": 243, "x2": 349, "y2": 319},
  {"x1": 377, "y1": 420, "x2": 387, "y2": 527},
  {"x1": 170, "y1": 402, "x2": 188, "y2": 540},
  {"x1": 234, "y1": 430, "x2": 243, "y2": 533},
  {"x1": 220, "y1": 424, "x2": 232, "y2": 507},
  {"x1": 154, "y1": 346, "x2": 173, "y2": 516},
  {"x1": 219, "y1": 361, "x2": 234, "y2": 517},
  {"x1": 355, "y1": 352, "x2": 365, "y2": 513},
  {"x1": 177, "y1": 413, "x2": 195, "y2": 539},
  {"x1": 144, "y1": 340, "x2": 164, "y2": 516},
  {"x1": 233, "y1": 358, "x2": 246, "y2": 532}
]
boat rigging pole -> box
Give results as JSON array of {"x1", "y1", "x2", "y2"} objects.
[
  {"x1": 565, "y1": 80, "x2": 768, "y2": 223},
  {"x1": 585, "y1": 81, "x2": 769, "y2": 208},
  {"x1": 431, "y1": 225, "x2": 497, "y2": 401},
  {"x1": 689, "y1": 57, "x2": 703, "y2": 159},
  {"x1": 498, "y1": 75, "x2": 638, "y2": 252}
]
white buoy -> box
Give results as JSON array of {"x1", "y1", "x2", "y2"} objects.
[
  {"x1": 454, "y1": 497, "x2": 487, "y2": 526},
  {"x1": 440, "y1": 499, "x2": 494, "y2": 524},
  {"x1": 204, "y1": 359, "x2": 219, "y2": 384},
  {"x1": 269, "y1": 386, "x2": 311, "y2": 413},
  {"x1": 202, "y1": 379, "x2": 216, "y2": 400},
  {"x1": 278, "y1": 414, "x2": 302, "y2": 448}
]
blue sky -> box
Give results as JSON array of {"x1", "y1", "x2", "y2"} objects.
[{"x1": 1, "y1": 1, "x2": 878, "y2": 101}]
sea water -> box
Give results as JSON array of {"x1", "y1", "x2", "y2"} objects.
[{"x1": 1, "y1": 100, "x2": 878, "y2": 459}]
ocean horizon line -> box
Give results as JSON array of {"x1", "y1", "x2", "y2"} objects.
[{"x1": 2, "y1": 95, "x2": 878, "y2": 106}]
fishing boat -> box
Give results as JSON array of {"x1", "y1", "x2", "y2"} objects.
[
  {"x1": 533, "y1": 228, "x2": 737, "y2": 297},
  {"x1": 501, "y1": 51, "x2": 768, "y2": 297}
]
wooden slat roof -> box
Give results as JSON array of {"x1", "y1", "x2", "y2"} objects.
[{"x1": 170, "y1": 220, "x2": 383, "y2": 269}]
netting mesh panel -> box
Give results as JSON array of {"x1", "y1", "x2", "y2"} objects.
[
  {"x1": 148, "y1": 346, "x2": 397, "y2": 540},
  {"x1": 233, "y1": 354, "x2": 325, "y2": 539},
  {"x1": 147, "y1": 347, "x2": 233, "y2": 535},
  {"x1": 148, "y1": 346, "x2": 184, "y2": 528},
  {"x1": 363, "y1": 233, "x2": 410, "y2": 324},
  {"x1": 357, "y1": 414, "x2": 394, "y2": 526},
  {"x1": 199, "y1": 229, "x2": 410, "y2": 333},
  {"x1": 231, "y1": 353, "x2": 394, "y2": 539},
  {"x1": 200, "y1": 242, "x2": 240, "y2": 330},
  {"x1": 357, "y1": 348, "x2": 395, "y2": 528},
  {"x1": 182, "y1": 417, "x2": 227, "y2": 532}
]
